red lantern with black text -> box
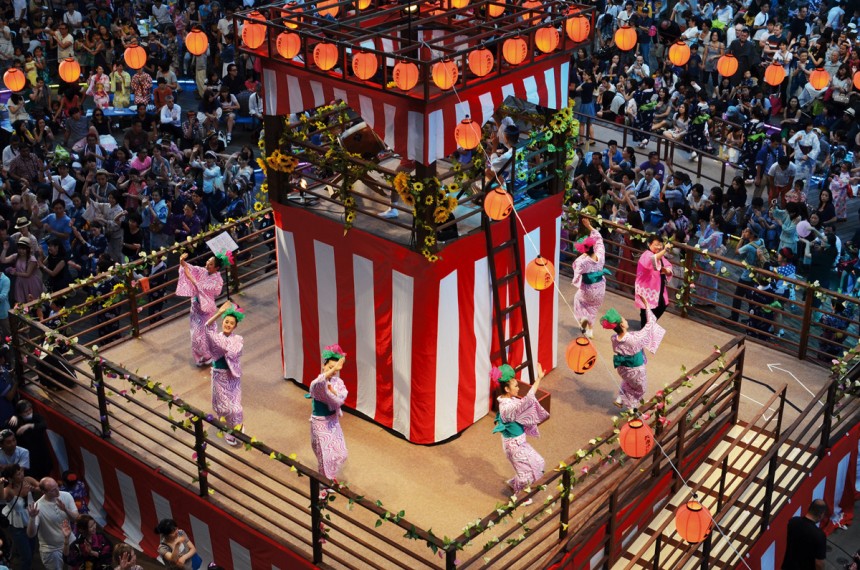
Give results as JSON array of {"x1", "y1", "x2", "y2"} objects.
[
  {"x1": 393, "y1": 61, "x2": 419, "y2": 91},
  {"x1": 809, "y1": 68, "x2": 830, "y2": 90},
  {"x1": 487, "y1": 0, "x2": 505, "y2": 17},
  {"x1": 668, "y1": 41, "x2": 690, "y2": 66},
  {"x1": 614, "y1": 25, "x2": 637, "y2": 51},
  {"x1": 716, "y1": 54, "x2": 738, "y2": 77},
  {"x1": 503, "y1": 36, "x2": 528, "y2": 65},
  {"x1": 764, "y1": 62, "x2": 786, "y2": 86},
  {"x1": 277, "y1": 32, "x2": 301, "y2": 59},
  {"x1": 124, "y1": 44, "x2": 147, "y2": 70},
  {"x1": 525, "y1": 256, "x2": 555, "y2": 290},
  {"x1": 535, "y1": 26, "x2": 560, "y2": 53},
  {"x1": 185, "y1": 27, "x2": 209, "y2": 56},
  {"x1": 432, "y1": 60, "x2": 458, "y2": 90},
  {"x1": 675, "y1": 500, "x2": 712, "y2": 543},
  {"x1": 565, "y1": 336, "x2": 597, "y2": 374},
  {"x1": 3, "y1": 68, "x2": 26, "y2": 92},
  {"x1": 483, "y1": 186, "x2": 513, "y2": 220},
  {"x1": 565, "y1": 14, "x2": 590, "y2": 42},
  {"x1": 352, "y1": 51, "x2": 378, "y2": 80},
  {"x1": 241, "y1": 14, "x2": 267, "y2": 49},
  {"x1": 58, "y1": 58, "x2": 81, "y2": 83},
  {"x1": 619, "y1": 419, "x2": 654, "y2": 458},
  {"x1": 314, "y1": 43, "x2": 338, "y2": 71},
  {"x1": 455, "y1": 116, "x2": 481, "y2": 150},
  {"x1": 469, "y1": 48, "x2": 494, "y2": 77}
]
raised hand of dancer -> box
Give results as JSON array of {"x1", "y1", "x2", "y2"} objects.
[
  {"x1": 532, "y1": 363, "x2": 545, "y2": 393},
  {"x1": 582, "y1": 217, "x2": 593, "y2": 232},
  {"x1": 180, "y1": 252, "x2": 188, "y2": 266},
  {"x1": 206, "y1": 301, "x2": 233, "y2": 326}
]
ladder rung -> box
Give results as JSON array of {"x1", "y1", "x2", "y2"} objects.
[
  {"x1": 501, "y1": 301, "x2": 524, "y2": 316},
  {"x1": 501, "y1": 332, "x2": 526, "y2": 348},
  {"x1": 491, "y1": 239, "x2": 516, "y2": 255},
  {"x1": 513, "y1": 362, "x2": 530, "y2": 372},
  {"x1": 497, "y1": 270, "x2": 520, "y2": 286}
]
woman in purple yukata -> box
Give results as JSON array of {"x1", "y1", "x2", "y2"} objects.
[
  {"x1": 310, "y1": 345, "x2": 349, "y2": 482},
  {"x1": 176, "y1": 251, "x2": 227, "y2": 366},
  {"x1": 572, "y1": 217, "x2": 609, "y2": 338},
  {"x1": 634, "y1": 235, "x2": 673, "y2": 328},
  {"x1": 205, "y1": 301, "x2": 245, "y2": 446},
  {"x1": 601, "y1": 299, "x2": 665, "y2": 410},
  {"x1": 492, "y1": 363, "x2": 549, "y2": 495}
]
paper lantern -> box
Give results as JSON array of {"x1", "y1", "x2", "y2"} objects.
[
  {"x1": 525, "y1": 256, "x2": 555, "y2": 291},
  {"x1": 619, "y1": 419, "x2": 654, "y2": 458},
  {"x1": 468, "y1": 48, "x2": 494, "y2": 77},
  {"x1": 668, "y1": 41, "x2": 690, "y2": 66},
  {"x1": 455, "y1": 116, "x2": 481, "y2": 150},
  {"x1": 483, "y1": 186, "x2": 513, "y2": 220},
  {"x1": 521, "y1": 0, "x2": 541, "y2": 23},
  {"x1": 282, "y1": 1, "x2": 302, "y2": 28},
  {"x1": 393, "y1": 61, "x2": 419, "y2": 91},
  {"x1": 58, "y1": 58, "x2": 81, "y2": 83},
  {"x1": 276, "y1": 32, "x2": 301, "y2": 59},
  {"x1": 487, "y1": 0, "x2": 505, "y2": 17},
  {"x1": 449, "y1": 0, "x2": 469, "y2": 7},
  {"x1": 854, "y1": 70, "x2": 860, "y2": 90},
  {"x1": 432, "y1": 60, "x2": 458, "y2": 90},
  {"x1": 314, "y1": 43, "x2": 339, "y2": 70},
  {"x1": 242, "y1": 14, "x2": 267, "y2": 49},
  {"x1": 614, "y1": 25, "x2": 637, "y2": 51},
  {"x1": 809, "y1": 68, "x2": 830, "y2": 90},
  {"x1": 535, "y1": 26, "x2": 560, "y2": 53},
  {"x1": 357, "y1": 0, "x2": 371, "y2": 9},
  {"x1": 716, "y1": 54, "x2": 738, "y2": 77},
  {"x1": 565, "y1": 14, "x2": 590, "y2": 42},
  {"x1": 124, "y1": 44, "x2": 147, "y2": 70},
  {"x1": 185, "y1": 27, "x2": 209, "y2": 56},
  {"x1": 675, "y1": 500, "x2": 712, "y2": 543},
  {"x1": 503, "y1": 36, "x2": 528, "y2": 65},
  {"x1": 565, "y1": 336, "x2": 597, "y2": 374},
  {"x1": 352, "y1": 51, "x2": 378, "y2": 80},
  {"x1": 318, "y1": 0, "x2": 339, "y2": 17},
  {"x1": 764, "y1": 62, "x2": 786, "y2": 86},
  {"x1": 3, "y1": 68, "x2": 26, "y2": 92}
]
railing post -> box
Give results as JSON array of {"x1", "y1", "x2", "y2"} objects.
[
  {"x1": 93, "y1": 361, "x2": 111, "y2": 438},
  {"x1": 310, "y1": 479, "x2": 324, "y2": 565},
  {"x1": 604, "y1": 490, "x2": 618, "y2": 568},
  {"x1": 193, "y1": 418, "x2": 209, "y2": 497},
  {"x1": 730, "y1": 346, "x2": 746, "y2": 424},
  {"x1": 797, "y1": 285, "x2": 816, "y2": 360},
  {"x1": 818, "y1": 381, "x2": 838, "y2": 458},
  {"x1": 9, "y1": 314, "x2": 25, "y2": 381},
  {"x1": 445, "y1": 548, "x2": 457, "y2": 570},
  {"x1": 230, "y1": 264, "x2": 240, "y2": 295},
  {"x1": 653, "y1": 532, "x2": 662, "y2": 569},
  {"x1": 673, "y1": 413, "x2": 688, "y2": 493},
  {"x1": 559, "y1": 469, "x2": 571, "y2": 540},
  {"x1": 716, "y1": 457, "x2": 728, "y2": 513},
  {"x1": 700, "y1": 532, "x2": 712, "y2": 569},
  {"x1": 125, "y1": 273, "x2": 140, "y2": 338},
  {"x1": 760, "y1": 453, "x2": 778, "y2": 534},
  {"x1": 680, "y1": 251, "x2": 696, "y2": 318}
]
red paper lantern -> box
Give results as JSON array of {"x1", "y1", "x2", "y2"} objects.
[
  {"x1": 314, "y1": 43, "x2": 339, "y2": 71},
  {"x1": 449, "y1": 0, "x2": 469, "y2": 7},
  {"x1": 185, "y1": 27, "x2": 209, "y2": 56},
  {"x1": 276, "y1": 32, "x2": 301, "y2": 59},
  {"x1": 565, "y1": 14, "x2": 590, "y2": 42},
  {"x1": 3, "y1": 68, "x2": 26, "y2": 92},
  {"x1": 521, "y1": 0, "x2": 542, "y2": 23},
  {"x1": 675, "y1": 500, "x2": 712, "y2": 543},
  {"x1": 668, "y1": 41, "x2": 690, "y2": 66},
  {"x1": 58, "y1": 58, "x2": 81, "y2": 83},
  {"x1": 454, "y1": 116, "x2": 481, "y2": 150},
  {"x1": 535, "y1": 26, "x2": 560, "y2": 54},
  {"x1": 565, "y1": 336, "x2": 597, "y2": 374},
  {"x1": 487, "y1": 0, "x2": 505, "y2": 16},
  {"x1": 432, "y1": 60, "x2": 458, "y2": 90},
  {"x1": 124, "y1": 44, "x2": 147, "y2": 70},
  {"x1": 503, "y1": 36, "x2": 528, "y2": 65},
  {"x1": 242, "y1": 14, "x2": 267, "y2": 49},
  {"x1": 716, "y1": 54, "x2": 738, "y2": 77},
  {"x1": 614, "y1": 25, "x2": 637, "y2": 51},
  {"x1": 809, "y1": 68, "x2": 831, "y2": 90},
  {"x1": 282, "y1": 1, "x2": 302, "y2": 29},
  {"x1": 525, "y1": 256, "x2": 555, "y2": 290},
  {"x1": 764, "y1": 62, "x2": 786, "y2": 86},
  {"x1": 854, "y1": 70, "x2": 860, "y2": 90},
  {"x1": 483, "y1": 186, "x2": 513, "y2": 220},
  {"x1": 468, "y1": 48, "x2": 494, "y2": 77},
  {"x1": 352, "y1": 51, "x2": 378, "y2": 80},
  {"x1": 393, "y1": 61, "x2": 419, "y2": 91},
  {"x1": 318, "y1": 0, "x2": 340, "y2": 16},
  {"x1": 619, "y1": 419, "x2": 654, "y2": 458}
]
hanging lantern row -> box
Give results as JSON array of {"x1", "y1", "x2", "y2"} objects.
[
  {"x1": 502, "y1": 36, "x2": 528, "y2": 66},
  {"x1": 3, "y1": 68, "x2": 26, "y2": 92},
  {"x1": 535, "y1": 26, "x2": 559, "y2": 54},
  {"x1": 469, "y1": 47, "x2": 494, "y2": 77},
  {"x1": 314, "y1": 42, "x2": 338, "y2": 71},
  {"x1": 566, "y1": 14, "x2": 590, "y2": 42},
  {"x1": 352, "y1": 51, "x2": 378, "y2": 80},
  {"x1": 242, "y1": 11, "x2": 267, "y2": 49},
  {"x1": 432, "y1": 59, "x2": 458, "y2": 89}
]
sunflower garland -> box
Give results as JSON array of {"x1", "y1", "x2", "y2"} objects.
[{"x1": 385, "y1": 173, "x2": 461, "y2": 261}]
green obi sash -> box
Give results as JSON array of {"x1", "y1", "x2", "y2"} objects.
[
  {"x1": 492, "y1": 413, "x2": 525, "y2": 439},
  {"x1": 212, "y1": 357, "x2": 228, "y2": 370},
  {"x1": 582, "y1": 268, "x2": 611, "y2": 285},
  {"x1": 613, "y1": 350, "x2": 645, "y2": 369},
  {"x1": 312, "y1": 398, "x2": 335, "y2": 417}
]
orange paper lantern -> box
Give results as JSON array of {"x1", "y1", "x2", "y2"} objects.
[
  {"x1": 503, "y1": 36, "x2": 528, "y2": 65},
  {"x1": 619, "y1": 419, "x2": 654, "y2": 458},
  {"x1": 854, "y1": 70, "x2": 860, "y2": 90},
  {"x1": 393, "y1": 61, "x2": 419, "y2": 91},
  {"x1": 357, "y1": 0, "x2": 371, "y2": 9},
  {"x1": 3, "y1": 68, "x2": 26, "y2": 92},
  {"x1": 276, "y1": 32, "x2": 301, "y2": 59},
  {"x1": 535, "y1": 26, "x2": 560, "y2": 53},
  {"x1": 318, "y1": 0, "x2": 339, "y2": 17},
  {"x1": 614, "y1": 25, "x2": 637, "y2": 51},
  {"x1": 487, "y1": 0, "x2": 505, "y2": 17},
  {"x1": 675, "y1": 500, "x2": 712, "y2": 543},
  {"x1": 525, "y1": 256, "x2": 555, "y2": 290},
  {"x1": 565, "y1": 14, "x2": 590, "y2": 42},
  {"x1": 521, "y1": 0, "x2": 542, "y2": 23},
  {"x1": 454, "y1": 116, "x2": 481, "y2": 150},
  {"x1": 764, "y1": 62, "x2": 786, "y2": 86},
  {"x1": 314, "y1": 42, "x2": 338, "y2": 71},
  {"x1": 468, "y1": 48, "x2": 494, "y2": 77},
  {"x1": 716, "y1": 54, "x2": 738, "y2": 77},
  {"x1": 565, "y1": 336, "x2": 597, "y2": 374},
  {"x1": 668, "y1": 41, "x2": 690, "y2": 66},
  {"x1": 432, "y1": 60, "x2": 458, "y2": 90},
  {"x1": 242, "y1": 15, "x2": 267, "y2": 49},
  {"x1": 352, "y1": 51, "x2": 378, "y2": 80},
  {"x1": 282, "y1": 1, "x2": 302, "y2": 29},
  {"x1": 185, "y1": 27, "x2": 209, "y2": 56},
  {"x1": 483, "y1": 186, "x2": 513, "y2": 220},
  {"x1": 809, "y1": 68, "x2": 830, "y2": 90},
  {"x1": 58, "y1": 58, "x2": 81, "y2": 83},
  {"x1": 124, "y1": 44, "x2": 147, "y2": 70},
  {"x1": 449, "y1": 0, "x2": 469, "y2": 7}
]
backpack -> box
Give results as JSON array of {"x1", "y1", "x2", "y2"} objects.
[{"x1": 755, "y1": 242, "x2": 772, "y2": 268}]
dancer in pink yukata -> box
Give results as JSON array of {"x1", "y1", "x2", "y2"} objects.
[
  {"x1": 601, "y1": 298, "x2": 665, "y2": 410},
  {"x1": 492, "y1": 363, "x2": 549, "y2": 496},
  {"x1": 309, "y1": 345, "x2": 349, "y2": 482},
  {"x1": 205, "y1": 301, "x2": 245, "y2": 446},
  {"x1": 634, "y1": 235, "x2": 673, "y2": 328},
  {"x1": 176, "y1": 252, "x2": 227, "y2": 366},
  {"x1": 572, "y1": 217, "x2": 609, "y2": 338}
]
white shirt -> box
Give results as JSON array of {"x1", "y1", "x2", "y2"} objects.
[
  {"x1": 788, "y1": 130, "x2": 820, "y2": 161},
  {"x1": 152, "y1": 3, "x2": 171, "y2": 25},
  {"x1": 160, "y1": 103, "x2": 182, "y2": 126},
  {"x1": 63, "y1": 10, "x2": 83, "y2": 28},
  {"x1": 753, "y1": 11, "x2": 769, "y2": 29},
  {"x1": 826, "y1": 6, "x2": 845, "y2": 29},
  {"x1": 29, "y1": 492, "x2": 78, "y2": 553},
  {"x1": 248, "y1": 92, "x2": 263, "y2": 118},
  {"x1": 52, "y1": 174, "x2": 76, "y2": 209},
  {"x1": 2, "y1": 145, "x2": 19, "y2": 170},
  {"x1": 0, "y1": 446, "x2": 29, "y2": 469},
  {"x1": 55, "y1": 32, "x2": 74, "y2": 59}
]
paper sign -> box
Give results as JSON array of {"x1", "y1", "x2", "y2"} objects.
[{"x1": 205, "y1": 232, "x2": 240, "y2": 255}]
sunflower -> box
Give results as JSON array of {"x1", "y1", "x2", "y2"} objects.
[
  {"x1": 412, "y1": 182, "x2": 424, "y2": 193},
  {"x1": 344, "y1": 197, "x2": 355, "y2": 207},
  {"x1": 451, "y1": 162, "x2": 462, "y2": 173},
  {"x1": 345, "y1": 212, "x2": 356, "y2": 223},
  {"x1": 393, "y1": 172, "x2": 410, "y2": 193},
  {"x1": 433, "y1": 206, "x2": 450, "y2": 223},
  {"x1": 256, "y1": 157, "x2": 268, "y2": 172},
  {"x1": 447, "y1": 182, "x2": 460, "y2": 194},
  {"x1": 447, "y1": 196, "x2": 458, "y2": 210},
  {"x1": 424, "y1": 235, "x2": 436, "y2": 247},
  {"x1": 260, "y1": 183, "x2": 269, "y2": 194},
  {"x1": 402, "y1": 193, "x2": 416, "y2": 207},
  {"x1": 427, "y1": 254, "x2": 439, "y2": 262},
  {"x1": 438, "y1": 189, "x2": 447, "y2": 200},
  {"x1": 254, "y1": 202, "x2": 264, "y2": 211},
  {"x1": 425, "y1": 195, "x2": 434, "y2": 205}
]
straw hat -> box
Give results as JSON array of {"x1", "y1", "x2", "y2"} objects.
[{"x1": 13, "y1": 217, "x2": 30, "y2": 230}]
